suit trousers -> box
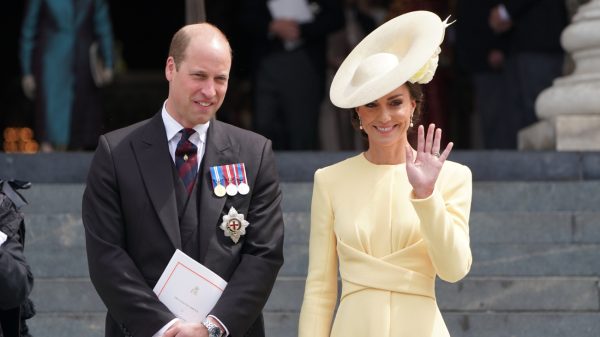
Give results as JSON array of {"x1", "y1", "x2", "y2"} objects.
[{"x1": 253, "y1": 48, "x2": 323, "y2": 150}]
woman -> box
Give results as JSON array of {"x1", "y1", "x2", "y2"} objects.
[
  {"x1": 298, "y1": 11, "x2": 472, "y2": 337},
  {"x1": 20, "y1": 0, "x2": 114, "y2": 151}
]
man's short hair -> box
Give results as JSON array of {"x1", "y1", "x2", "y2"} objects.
[{"x1": 168, "y1": 23, "x2": 232, "y2": 70}]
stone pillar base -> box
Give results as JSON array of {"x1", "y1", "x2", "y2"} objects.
[{"x1": 519, "y1": 115, "x2": 600, "y2": 151}]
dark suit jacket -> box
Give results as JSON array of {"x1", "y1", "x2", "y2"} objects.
[
  {"x1": 238, "y1": 0, "x2": 345, "y2": 81},
  {"x1": 455, "y1": 0, "x2": 509, "y2": 73},
  {"x1": 82, "y1": 113, "x2": 284, "y2": 337},
  {"x1": 503, "y1": 0, "x2": 567, "y2": 53}
]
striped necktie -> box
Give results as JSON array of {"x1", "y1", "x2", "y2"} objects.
[{"x1": 175, "y1": 128, "x2": 198, "y2": 194}]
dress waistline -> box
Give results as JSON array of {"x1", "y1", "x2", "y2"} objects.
[{"x1": 337, "y1": 239, "x2": 436, "y2": 300}]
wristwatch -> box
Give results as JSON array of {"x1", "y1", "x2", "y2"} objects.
[{"x1": 202, "y1": 318, "x2": 224, "y2": 337}]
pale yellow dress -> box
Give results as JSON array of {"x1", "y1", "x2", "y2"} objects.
[{"x1": 298, "y1": 154, "x2": 472, "y2": 337}]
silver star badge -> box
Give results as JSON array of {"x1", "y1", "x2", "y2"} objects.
[{"x1": 220, "y1": 207, "x2": 249, "y2": 244}]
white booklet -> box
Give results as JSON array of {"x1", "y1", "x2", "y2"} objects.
[
  {"x1": 267, "y1": 0, "x2": 314, "y2": 23},
  {"x1": 153, "y1": 249, "x2": 228, "y2": 322}
]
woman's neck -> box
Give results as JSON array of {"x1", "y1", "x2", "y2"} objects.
[{"x1": 364, "y1": 141, "x2": 408, "y2": 165}]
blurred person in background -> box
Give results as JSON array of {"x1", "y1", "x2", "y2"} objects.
[
  {"x1": 20, "y1": 0, "x2": 114, "y2": 152},
  {"x1": 455, "y1": 0, "x2": 510, "y2": 148},
  {"x1": 319, "y1": 0, "x2": 387, "y2": 151},
  {"x1": 239, "y1": 0, "x2": 345, "y2": 150},
  {"x1": 488, "y1": 0, "x2": 568, "y2": 148}
]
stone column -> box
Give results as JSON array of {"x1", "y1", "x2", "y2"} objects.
[{"x1": 519, "y1": 0, "x2": 600, "y2": 150}]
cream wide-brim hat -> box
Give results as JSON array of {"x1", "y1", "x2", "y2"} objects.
[{"x1": 330, "y1": 11, "x2": 449, "y2": 109}]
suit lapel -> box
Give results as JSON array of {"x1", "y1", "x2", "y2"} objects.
[
  {"x1": 132, "y1": 113, "x2": 181, "y2": 249},
  {"x1": 198, "y1": 120, "x2": 238, "y2": 261}
]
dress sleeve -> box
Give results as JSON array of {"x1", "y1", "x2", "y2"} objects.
[
  {"x1": 20, "y1": 0, "x2": 42, "y2": 76},
  {"x1": 410, "y1": 164, "x2": 473, "y2": 283},
  {"x1": 93, "y1": 0, "x2": 114, "y2": 68},
  {"x1": 298, "y1": 169, "x2": 338, "y2": 337}
]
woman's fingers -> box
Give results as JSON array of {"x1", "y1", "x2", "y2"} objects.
[
  {"x1": 416, "y1": 125, "x2": 425, "y2": 153},
  {"x1": 439, "y1": 141, "x2": 454, "y2": 162},
  {"x1": 425, "y1": 123, "x2": 435, "y2": 154},
  {"x1": 432, "y1": 127, "x2": 442, "y2": 156}
]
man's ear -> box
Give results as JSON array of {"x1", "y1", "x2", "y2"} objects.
[{"x1": 165, "y1": 56, "x2": 175, "y2": 81}]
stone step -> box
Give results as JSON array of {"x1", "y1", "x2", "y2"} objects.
[
  {"x1": 284, "y1": 211, "x2": 600, "y2": 244},
  {"x1": 26, "y1": 309, "x2": 600, "y2": 337},
  {"x1": 31, "y1": 276, "x2": 599, "y2": 314},
  {"x1": 4, "y1": 151, "x2": 600, "y2": 183},
  {"x1": 17, "y1": 181, "x2": 600, "y2": 214},
  {"x1": 280, "y1": 181, "x2": 600, "y2": 212},
  {"x1": 28, "y1": 313, "x2": 105, "y2": 337},
  {"x1": 27, "y1": 311, "x2": 600, "y2": 337},
  {"x1": 265, "y1": 312, "x2": 600, "y2": 337},
  {"x1": 22, "y1": 211, "x2": 600, "y2": 278}
]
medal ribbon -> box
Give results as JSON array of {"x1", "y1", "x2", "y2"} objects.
[
  {"x1": 224, "y1": 164, "x2": 234, "y2": 186},
  {"x1": 217, "y1": 166, "x2": 226, "y2": 187},
  {"x1": 239, "y1": 163, "x2": 248, "y2": 185},
  {"x1": 231, "y1": 164, "x2": 240, "y2": 187},
  {"x1": 210, "y1": 166, "x2": 223, "y2": 189}
]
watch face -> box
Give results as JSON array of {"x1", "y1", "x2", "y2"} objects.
[{"x1": 208, "y1": 326, "x2": 222, "y2": 337}]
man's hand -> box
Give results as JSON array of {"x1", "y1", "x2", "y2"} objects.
[
  {"x1": 101, "y1": 68, "x2": 114, "y2": 85},
  {"x1": 489, "y1": 5, "x2": 512, "y2": 33},
  {"x1": 488, "y1": 49, "x2": 505, "y2": 69},
  {"x1": 163, "y1": 317, "x2": 225, "y2": 337},
  {"x1": 269, "y1": 19, "x2": 300, "y2": 42},
  {"x1": 21, "y1": 75, "x2": 36, "y2": 100}
]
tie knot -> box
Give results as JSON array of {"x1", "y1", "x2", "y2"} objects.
[{"x1": 180, "y1": 128, "x2": 196, "y2": 141}]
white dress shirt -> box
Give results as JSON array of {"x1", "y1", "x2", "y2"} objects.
[{"x1": 154, "y1": 102, "x2": 229, "y2": 337}]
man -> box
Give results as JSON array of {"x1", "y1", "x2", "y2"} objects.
[
  {"x1": 488, "y1": 0, "x2": 567, "y2": 148},
  {"x1": 239, "y1": 0, "x2": 344, "y2": 150},
  {"x1": 0, "y1": 181, "x2": 34, "y2": 337},
  {"x1": 82, "y1": 24, "x2": 284, "y2": 337}
]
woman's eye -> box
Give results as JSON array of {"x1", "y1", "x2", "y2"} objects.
[
  {"x1": 390, "y1": 100, "x2": 402, "y2": 106},
  {"x1": 365, "y1": 103, "x2": 377, "y2": 108}
]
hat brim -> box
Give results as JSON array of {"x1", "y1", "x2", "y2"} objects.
[{"x1": 330, "y1": 11, "x2": 445, "y2": 109}]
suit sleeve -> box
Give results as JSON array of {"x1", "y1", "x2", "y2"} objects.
[
  {"x1": 502, "y1": 0, "x2": 542, "y2": 20},
  {"x1": 411, "y1": 164, "x2": 473, "y2": 283},
  {"x1": 209, "y1": 139, "x2": 285, "y2": 337},
  {"x1": 82, "y1": 135, "x2": 175, "y2": 336},
  {"x1": 299, "y1": 0, "x2": 345, "y2": 43},
  {"x1": 298, "y1": 169, "x2": 338, "y2": 337}
]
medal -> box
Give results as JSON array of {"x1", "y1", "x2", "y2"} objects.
[
  {"x1": 224, "y1": 164, "x2": 238, "y2": 196},
  {"x1": 210, "y1": 166, "x2": 226, "y2": 197},
  {"x1": 237, "y1": 163, "x2": 250, "y2": 195},
  {"x1": 214, "y1": 184, "x2": 226, "y2": 198},
  {"x1": 220, "y1": 206, "x2": 249, "y2": 244}
]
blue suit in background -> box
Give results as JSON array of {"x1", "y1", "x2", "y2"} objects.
[{"x1": 20, "y1": 0, "x2": 114, "y2": 150}]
